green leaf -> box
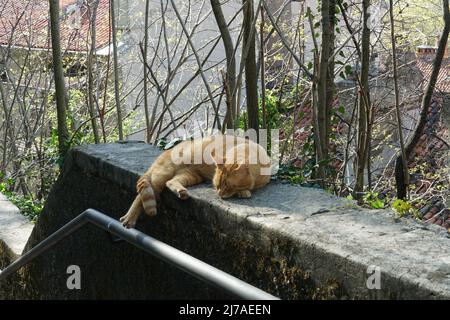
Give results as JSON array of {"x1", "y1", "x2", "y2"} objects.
[{"x1": 371, "y1": 199, "x2": 384, "y2": 209}]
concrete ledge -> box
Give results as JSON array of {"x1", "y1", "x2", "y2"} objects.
[
  {"x1": 0, "y1": 193, "x2": 34, "y2": 261},
  {"x1": 0, "y1": 193, "x2": 34, "y2": 299},
  {"x1": 6, "y1": 142, "x2": 450, "y2": 299}
]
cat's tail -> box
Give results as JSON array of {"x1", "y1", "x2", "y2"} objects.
[{"x1": 137, "y1": 175, "x2": 157, "y2": 216}]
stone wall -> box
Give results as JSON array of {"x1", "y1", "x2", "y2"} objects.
[{"x1": 3, "y1": 142, "x2": 450, "y2": 299}]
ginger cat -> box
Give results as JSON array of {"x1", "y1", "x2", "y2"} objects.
[{"x1": 120, "y1": 134, "x2": 271, "y2": 228}]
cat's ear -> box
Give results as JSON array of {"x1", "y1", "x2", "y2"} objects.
[
  {"x1": 210, "y1": 150, "x2": 224, "y2": 168},
  {"x1": 234, "y1": 163, "x2": 249, "y2": 174}
]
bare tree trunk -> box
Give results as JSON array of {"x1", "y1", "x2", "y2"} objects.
[
  {"x1": 307, "y1": 7, "x2": 324, "y2": 183},
  {"x1": 317, "y1": 0, "x2": 330, "y2": 161},
  {"x1": 210, "y1": 0, "x2": 237, "y2": 128},
  {"x1": 49, "y1": 0, "x2": 70, "y2": 157},
  {"x1": 143, "y1": 0, "x2": 151, "y2": 143},
  {"x1": 325, "y1": 0, "x2": 336, "y2": 147},
  {"x1": 110, "y1": 0, "x2": 124, "y2": 141},
  {"x1": 88, "y1": 0, "x2": 100, "y2": 143},
  {"x1": 242, "y1": 0, "x2": 259, "y2": 132},
  {"x1": 395, "y1": 0, "x2": 450, "y2": 199},
  {"x1": 0, "y1": 79, "x2": 12, "y2": 174},
  {"x1": 260, "y1": 4, "x2": 267, "y2": 130},
  {"x1": 315, "y1": 0, "x2": 335, "y2": 184},
  {"x1": 389, "y1": 0, "x2": 409, "y2": 198},
  {"x1": 220, "y1": 69, "x2": 233, "y2": 131},
  {"x1": 354, "y1": 0, "x2": 371, "y2": 198}
]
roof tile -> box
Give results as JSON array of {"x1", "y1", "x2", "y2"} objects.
[{"x1": 0, "y1": 0, "x2": 111, "y2": 52}]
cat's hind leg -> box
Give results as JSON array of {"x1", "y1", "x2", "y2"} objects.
[{"x1": 166, "y1": 170, "x2": 203, "y2": 200}]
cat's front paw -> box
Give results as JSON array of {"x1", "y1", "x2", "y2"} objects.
[
  {"x1": 237, "y1": 190, "x2": 252, "y2": 199},
  {"x1": 120, "y1": 213, "x2": 136, "y2": 229}
]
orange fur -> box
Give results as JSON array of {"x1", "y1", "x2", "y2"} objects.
[{"x1": 120, "y1": 135, "x2": 271, "y2": 228}]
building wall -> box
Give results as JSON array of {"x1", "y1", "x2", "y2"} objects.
[
  {"x1": 116, "y1": 0, "x2": 244, "y2": 141},
  {"x1": 117, "y1": 0, "x2": 313, "y2": 142}
]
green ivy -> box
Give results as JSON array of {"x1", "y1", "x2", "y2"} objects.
[
  {"x1": 391, "y1": 198, "x2": 421, "y2": 220},
  {"x1": 0, "y1": 175, "x2": 43, "y2": 222},
  {"x1": 362, "y1": 191, "x2": 386, "y2": 209}
]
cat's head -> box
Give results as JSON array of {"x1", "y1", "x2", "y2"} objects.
[{"x1": 211, "y1": 154, "x2": 252, "y2": 199}]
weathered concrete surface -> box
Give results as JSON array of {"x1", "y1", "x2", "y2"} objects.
[
  {"x1": 4, "y1": 142, "x2": 450, "y2": 299},
  {"x1": 0, "y1": 193, "x2": 34, "y2": 299},
  {"x1": 0, "y1": 194, "x2": 34, "y2": 258}
]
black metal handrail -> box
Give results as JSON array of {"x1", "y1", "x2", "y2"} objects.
[{"x1": 0, "y1": 208, "x2": 279, "y2": 300}]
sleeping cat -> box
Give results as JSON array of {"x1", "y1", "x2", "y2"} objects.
[{"x1": 120, "y1": 134, "x2": 272, "y2": 228}]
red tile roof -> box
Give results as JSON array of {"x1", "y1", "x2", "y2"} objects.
[
  {"x1": 0, "y1": 0, "x2": 111, "y2": 52},
  {"x1": 402, "y1": 97, "x2": 450, "y2": 229},
  {"x1": 410, "y1": 98, "x2": 445, "y2": 160},
  {"x1": 416, "y1": 58, "x2": 450, "y2": 93}
]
